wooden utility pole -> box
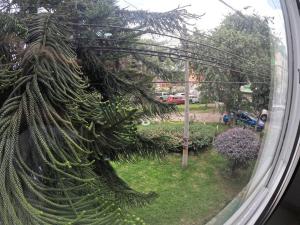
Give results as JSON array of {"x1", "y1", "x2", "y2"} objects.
[
  {"x1": 182, "y1": 59, "x2": 190, "y2": 168},
  {"x1": 181, "y1": 26, "x2": 190, "y2": 168}
]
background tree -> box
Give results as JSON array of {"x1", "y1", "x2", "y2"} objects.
[
  {"x1": 192, "y1": 12, "x2": 272, "y2": 113},
  {"x1": 134, "y1": 39, "x2": 185, "y2": 83},
  {"x1": 0, "y1": 0, "x2": 200, "y2": 224}
]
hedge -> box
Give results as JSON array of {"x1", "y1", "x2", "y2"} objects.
[{"x1": 138, "y1": 122, "x2": 224, "y2": 154}]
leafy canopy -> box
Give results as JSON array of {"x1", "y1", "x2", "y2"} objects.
[{"x1": 193, "y1": 12, "x2": 272, "y2": 113}]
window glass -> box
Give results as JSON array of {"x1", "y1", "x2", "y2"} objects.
[{"x1": 0, "y1": 0, "x2": 288, "y2": 225}]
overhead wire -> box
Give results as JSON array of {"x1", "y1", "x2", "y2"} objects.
[
  {"x1": 74, "y1": 36, "x2": 272, "y2": 79},
  {"x1": 1, "y1": 2, "x2": 273, "y2": 83},
  {"x1": 217, "y1": 0, "x2": 247, "y2": 19},
  {"x1": 86, "y1": 46, "x2": 271, "y2": 80},
  {"x1": 0, "y1": 44, "x2": 270, "y2": 81},
  {"x1": 5, "y1": 4, "x2": 273, "y2": 77},
  {"x1": 69, "y1": 23, "x2": 257, "y2": 60},
  {"x1": 4, "y1": 0, "x2": 273, "y2": 76},
  {"x1": 70, "y1": 23, "x2": 273, "y2": 75},
  {"x1": 75, "y1": 36, "x2": 234, "y2": 65},
  {"x1": 75, "y1": 39, "x2": 237, "y2": 71},
  {"x1": 120, "y1": 0, "x2": 139, "y2": 10}
]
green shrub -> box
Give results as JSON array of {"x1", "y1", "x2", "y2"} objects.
[
  {"x1": 189, "y1": 133, "x2": 213, "y2": 152},
  {"x1": 213, "y1": 127, "x2": 260, "y2": 175},
  {"x1": 139, "y1": 122, "x2": 222, "y2": 154}
]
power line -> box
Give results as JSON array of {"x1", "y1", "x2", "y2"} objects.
[
  {"x1": 21, "y1": 12, "x2": 273, "y2": 76},
  {"x1": 121, "y1": 0, "x2": 138, "y2": 10},
  {"x1": 3, "y1": 7, "x2": 273, "y2": 80},
  {"x1": 70, "y1": 23, "x2": 255, "y2": 62},
  {"x1": 9, "y1": 1, "x2": 273, "y2": 76},
  {"x1": 70, "y1": 23, "x2": 273, "y2": 75},
  {"x1": 88, "y1": 47, "x2": 271, "y2": 80},
  {"x1": 78, "y1": 41, "x2": 237, "y2": 73},
  {"x1": 75, "y1": 35, "x2": 272, "y2": 78},
  {"x1": 0, "y1": 46, "x2": 270, "y2": 81},
  {"x1": 217, "y1": 0, "x2": 247, "y2": 19},
  {"x1": 1, "y1": 42, "x2": 272, "y2": 81}
]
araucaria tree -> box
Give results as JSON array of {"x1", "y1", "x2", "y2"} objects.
[
  {"x1": 193, "y1": 12, "x2": 272, "y2": 113},
  {"x1": 0, "y1": 0, "x2": 198, "y2": 224}
]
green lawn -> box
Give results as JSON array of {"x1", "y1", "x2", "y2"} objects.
[
  {"x1": 176, "y1": 104, "x2": 215, "y2": 113},
  {"x1": 114, "y1": 151, "x2": 253, "y2": 225}
]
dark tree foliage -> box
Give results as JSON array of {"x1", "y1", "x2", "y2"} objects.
[
  {"x1": 0, "y1": 0, "x2": 199, "y2": 224},
  {"x1": 192, "y1": 12, "x2": 272, "y2": 113},
  {"x1": 214, "y1": 127, "x2": 260, "y2": 174}
]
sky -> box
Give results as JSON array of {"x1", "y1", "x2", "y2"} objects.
[{"x1": 117, "y1": 0, "x2": 285, "y2": 40}]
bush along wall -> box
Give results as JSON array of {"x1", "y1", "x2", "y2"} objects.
[{"x1": 139, "y1": 123, "x2": 223, "y2": 154}]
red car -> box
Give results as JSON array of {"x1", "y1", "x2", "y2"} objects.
[{"x1": 166, "y1": 95, "x2": 185, "y2": 105}]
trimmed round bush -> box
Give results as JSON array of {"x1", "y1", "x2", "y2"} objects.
[{"x1": 213, "y1": 127, "x2": 260, "y2": 173}]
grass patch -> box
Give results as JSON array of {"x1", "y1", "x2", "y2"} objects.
[
  {"x1": 114, "y1": 151, "x2": 253, "y2": 225},
  {"x1": 176, "y1": 104, "x2": 215, "y2": 113}
]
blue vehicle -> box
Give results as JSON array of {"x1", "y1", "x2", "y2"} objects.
[
  {"x1": 236, "y1": 111, "x2": 265, "y2": 131},
  {"x1": 223, "y1": 111, "x2": 265, "y2": 131}
]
